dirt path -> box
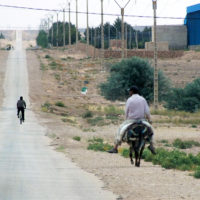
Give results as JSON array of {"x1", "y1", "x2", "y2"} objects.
[
  {"x1": 0, "y1": 50, "x2": 8, "y2": 105},
  {"x1": 27, "y1": 50, "x2": 200, "y2": 200}
]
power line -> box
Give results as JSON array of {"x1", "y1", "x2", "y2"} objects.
[{"x1": 0, "y1": 4, "x2": 197, "y2": 20}]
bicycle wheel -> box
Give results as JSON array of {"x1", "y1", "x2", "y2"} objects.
[{"x1": 19, "y1": 112, "x2": 22, "y2": 124}]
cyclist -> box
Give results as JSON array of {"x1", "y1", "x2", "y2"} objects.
[{"x1": 17, "y1": 96, "x2": 26, "y2": 122}]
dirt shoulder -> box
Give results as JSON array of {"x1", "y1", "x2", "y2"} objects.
[
  {"x1": 27, "y1": 49, "x2": 200, "y2": 200},
  {"x1": 0, "y1": 50, "x2": 9, "y2": 105}
]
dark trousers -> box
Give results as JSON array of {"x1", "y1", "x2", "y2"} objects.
[{"x1": 17, "y1": 107, "x2": 25, "y2": 121}]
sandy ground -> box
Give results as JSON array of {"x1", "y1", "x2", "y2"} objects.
[
  {"x1": 0, "y1": 50, "x2": 8, "y2": 105},
  {"x1": 27, "y1": 49, "x2": 200, "y2": 200}
]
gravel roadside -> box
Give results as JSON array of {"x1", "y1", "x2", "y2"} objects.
[{"x1": 27, "y1": 50, "x2": 200, "y2": 200}]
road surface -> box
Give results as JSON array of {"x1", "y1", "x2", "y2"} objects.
[{"x1": 0, "y1": 31, "x2": 116, "y2": 200}]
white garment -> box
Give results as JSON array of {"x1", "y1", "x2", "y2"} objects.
[
  {"x1": 125, "y1": 94, "x2": 150, "y2": 120},
  {"x1": 114, "y1": 119, "x2": 153, "y2": 145}
]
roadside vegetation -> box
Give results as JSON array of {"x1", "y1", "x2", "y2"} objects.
[
  {"x1": 87, "y1": 138, "x2": 200, "y2": 179},
  {"x1": 88, "y1": 138, "x2": 113, "y2": 152},
  {"x1": 100, "y1": 57, "x2": 171, "y2": 102},
  {"x1": 73, "y1": 136, "x2": 81, "y2": 141},
  {"x1": 55, "y1": 101, "x2": 65, "y2": 107},
  {"x1": 165, "y1": 78, "x2": 200, "y2": 112}
]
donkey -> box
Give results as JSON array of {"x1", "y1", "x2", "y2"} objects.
[{"x1": 124, "y1": 121, "x2": 152, "y2": 167}]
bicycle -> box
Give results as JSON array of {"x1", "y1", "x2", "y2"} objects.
[{"x1": 19, "y1": 111, "x2": 23, "y2": 124}]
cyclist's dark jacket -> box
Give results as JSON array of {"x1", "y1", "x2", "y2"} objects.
[{"x1": 17, "y1": 100, "x2": 26, "y2": 109}]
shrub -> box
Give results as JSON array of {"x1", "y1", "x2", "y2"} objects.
[
  {"x1": 82, "y1": 110, "x2": 93, "y2": 118},
  {"x1": 120, "y1": 148, "x2": 130, "y2": 158},
  {"x1": 165, "y1": 78, "x2": 200, "y2": 112},
  {"x1": 73, "y1": 136, "x2": 81, "y2": 141},
  {"x1": 56, "y1": 145, "x2": 65, "y2": 152},
  {"x1": 193, "y1": 167, "x2": 200, "y2": 179},
  {"x1": 45, "y1": 54, "x2": 51, "y2": 59},
  {"x1": 104, "y1": 105, "x2": 124, "y2": 117},
  {"x1": 159, "y1": 139, "x2": 169, "y2": 144},
  {"x1": 87, "y1": 138, "x2": 113, "y2": 152},
  {"x1": 55, "y1": 101, "x2": 65, "y2": 107},
  {"x1": 99, "y1": 57, "x2": 171, "y2": 102},
  {"x1": 41, "y1": 101, "x2": 51, "y2": 112},
  {"x1": 87, "y1": 116, "x2": 105, "y2": 126},
  {"x1": 49, "y1": 61, "x2": 58, "y2": 70},
  {"x1": 40, "y1": 63, "x2": 48, "y2": 71},
  {"x1": 54, "y1": 74, "x2": 60, "y2": 81},
  {"x1": 173, "y1": 139, "x2": 200, "y2": 149}
]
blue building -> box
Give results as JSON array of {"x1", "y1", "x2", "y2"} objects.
[{"x1": 185, "y1": 4, "x2": 200, "y2": 47}]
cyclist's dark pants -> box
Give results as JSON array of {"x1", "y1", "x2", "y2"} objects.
[{"x1": 17, "y1": 107, "x2": 25, "y2": 121}]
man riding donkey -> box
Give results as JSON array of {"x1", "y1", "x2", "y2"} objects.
[{"x1": 108, "y1": 86, "x2": 156, "y2": 155}]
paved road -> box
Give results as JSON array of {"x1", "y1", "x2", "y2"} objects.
[{"x1": 0, "y1": 31, "x2": 116, "y2": 200}]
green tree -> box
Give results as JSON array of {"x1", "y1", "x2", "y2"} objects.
[
  {"x1": 48, "y1": 22, "x2": 80, "y2": 47},
  {"x1": 100, "y1": 57, "x2": 171, "y2": 102},
  {"x1": 0, "y1": 32, "x2": 5, "y2": 39},
  {"x1": 36, "y1": 30, "x2": 48, "y2": 48},
  {"x1": 85, "y1": 18, "x2": 151, "y2": 49}
]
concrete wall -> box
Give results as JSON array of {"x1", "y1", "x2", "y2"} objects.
[
  {"x1": 72, "y1": 43, "x2": 183, "y2": 59},
  {"x1": 70, "y1": 42, "x2": 100, "y2": 58},
  {"x1": 145, "y1": 42, "x2": 169, "y2": 51},
  {"x1": 104, "y1": 50, "x2": 183, "y2": 59},
  {"x1": 153, "y1": 25, "x2": 187, "y2": 50}
]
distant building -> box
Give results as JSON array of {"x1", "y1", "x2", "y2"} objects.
[
  {"x1": 152, "y1": 25, "x2": 187, "y2": 50},
  {"x1": 185, "y1": 4, "x2": 200, "y2": 49}
]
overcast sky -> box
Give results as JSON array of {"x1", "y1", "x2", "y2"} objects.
[{"x1": 0, "y1": 0, "x2": 199, "y2": 29}]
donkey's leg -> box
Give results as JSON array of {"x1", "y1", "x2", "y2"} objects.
[
  {"x1": 134, "y1": 148, "x2": 139, "y2": 167},
  {"x1": 129, "y1": 145, "x2": 134, "y2": 165},
  {"x1": 138, "y1": 144, "x2": 145, "y2": 167}
]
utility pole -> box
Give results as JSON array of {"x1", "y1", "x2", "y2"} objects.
[
  {"x1": 135, "y1": 29, "x2": 138, "y2": 49},
  {"x1": 101, "y1": 0, "x2": 104, "y2": 69},
  {"x1": 76, "y1": 0, "x2": 78, "y2": 47},
  {"x1": 108, "y1": 22, "x2": 110, "y2": 48},
  {"x1": 125, "y1": 23, "x2": 128, "y2": 57},
  {"x1": 129, "y1": 27, "x2": 132, "y2": 49},
  {"x1": 94, "y1": 28, "x2": 97, "y2": 57},
  {"x1": 56, "y1": 12, "x2": 59, "y2": 47},
  {"x1": 63, "y1": 9, "x2": 66, "y2": 47},
  {"x1": 152, "y1": 0, "x2": 158, "y2": 109},
  {"x1": 47, "y1": 17, "x2": 50, "y2": 46},
  {"x1": 51, "y1": 16, "x2": 54, "y2": 47},
  {"x1": 68, "y1": 1, "x2": 71, "y2": 46},
  {"x1": 114, "y1": 0, "x2": 131, "y2": 58},
  {"x1": 86, "y1": 0, "x2": 89, "y2": 55},
  {"x1": 121, "y1": 8, "x2": 125, "y2": 58}
]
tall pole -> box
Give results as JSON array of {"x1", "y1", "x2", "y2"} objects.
[
  {"x1": 76, "y1": 0, "x2": 78, "y2": 47},
  {"x1": 51, "y1": 16, "x2": 54, "y2": 47},
  {"x1": 86, "y1": 0, "x2": 89, "y2": 55},
  {"x1": 135, "y1": 30, "x2": 138, "y2": 49},
  {"x1": 129, "y1": 27, "x2": 132, "y2": 49},
  {"x1": 56, "y1": 13, "x2": 59, "y2": 47},
  {"x1": 94, "y1": 28, "x2": 97, "y2": 57},
  {"x1": 101, "y1": 0, "x2": 104, "y2": 69},
  {"x1": 121, "y1": 8, "x2": 125, "y2": 58},
  {"x1": 108, "y1": 22, "x2": 110, "y2": 48},
  {"x1": 113, "y1": 0, "x2": 131, "y2": 58},
  {"x1": 68, "y1": 2, "x2": 71, "y2": 46},
  {"x1": 63, "y1": 9, "x2": 65, "y2": 47},
  {"x1": 153, "y1": 0, "x2": 158, "y2": 109},
  {"x1": 125, "y1": 23, "x2": 127, "y2": 57},
  {"x1": 47, "y1": 18, "x2": 50, "y2": 46}
]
